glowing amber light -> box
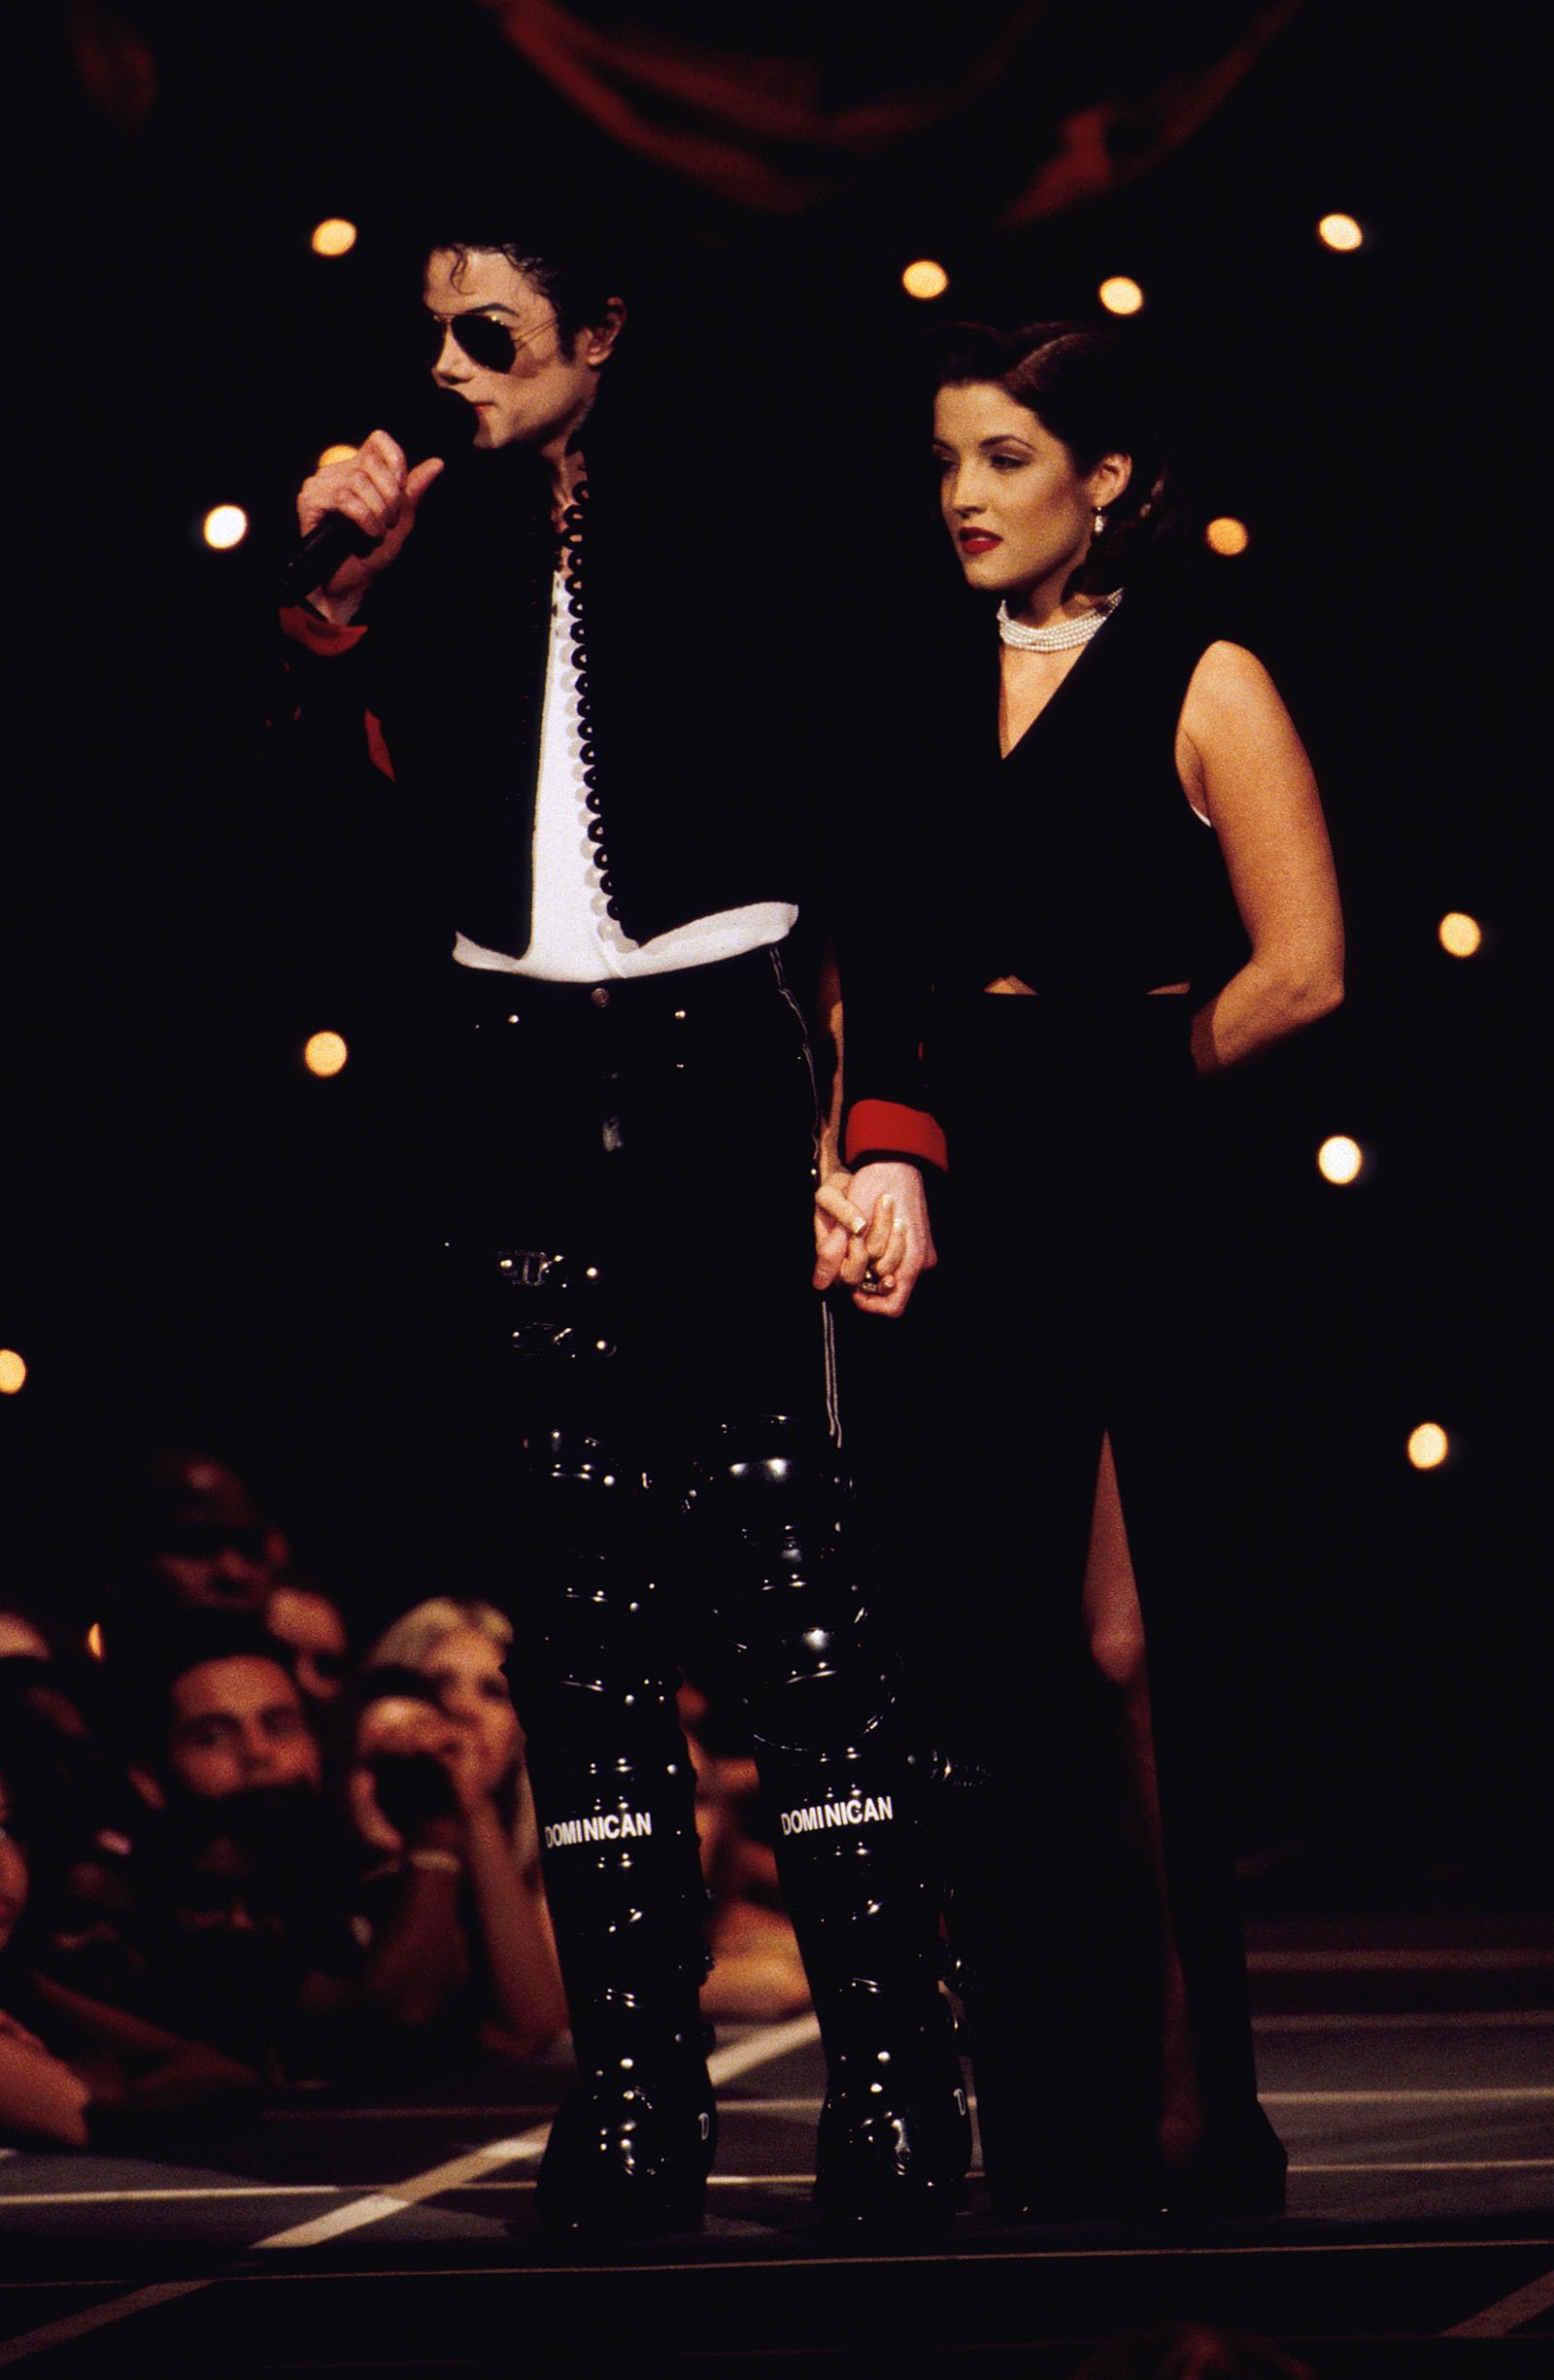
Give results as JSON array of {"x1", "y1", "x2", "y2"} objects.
[
  {"x1": 1438, "y1": 911, "x2": 1483, "y2": 958},
  {"x1": 1318, "y1": 213, "x2": 1364, "y2": 253},
  {"x1": 311, "y1": 219, "x2": 357, "y2": 257},
  {"x1": 86, "y1": 1623, "x2": 106, "y2": 1661},
  {"x1": 901, "y1": 258, "x2": 950, "y2": 301},
  {"x1": 203, "y1": 505, "x2": 248, "y2": 551},
  {"x1": 1205, "y1": 517, "x2": 1250, "y2": 558},
  {"x1": 0, "y1": 1348, "x2": 26, "y2": 1395},
  {"x1": 1098, "y1": 276, "x2": 1144, "y2": 316},
  {"x1": 1407, "y1": 1423, "x2": 1450, "y2": 1472},
  {"x1": 318, "y1": 443, "x2": 358, "y2": 468},
  {"x1": 1317, "y1": 1136, "x2": 1364, "y2": 1185},
  {"x1": 304, "y1": 1031, "x2": 349, "y2": 1077}
]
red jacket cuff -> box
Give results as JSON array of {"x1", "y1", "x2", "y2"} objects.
[
  {"x1": 843, "y1": 1101, "x2": 948, "y2": 1173},
  {"x1": 279, "y1": 604, "x2": 369, "y2": 655}
]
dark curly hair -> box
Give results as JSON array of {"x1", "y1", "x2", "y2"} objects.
[
  {"x1": 934, "y1": 320, "x2": 1186, "y2": 595},
  {"x1": 422, "y1": 195, "x2": 626, "y2": 347}
]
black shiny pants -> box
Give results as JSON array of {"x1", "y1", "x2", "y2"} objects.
[{"x1": 431, "y1": 950, "x2": 956, "y2": 2157}]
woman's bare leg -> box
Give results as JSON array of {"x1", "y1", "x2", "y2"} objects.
[{"x1": 1081, "y1": 1431, "x2": 1205, "y2": 2171}]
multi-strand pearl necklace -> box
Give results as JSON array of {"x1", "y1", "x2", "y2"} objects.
[{"x1": 997, "y1": 586, "x2": 1124, "y2": 651}]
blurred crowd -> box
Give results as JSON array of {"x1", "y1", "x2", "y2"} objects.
[{"x1": 1, "y1": 1445, "x2": 807, "y2": 2149}]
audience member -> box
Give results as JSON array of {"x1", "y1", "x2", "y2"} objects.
[
  {"x1": 1068, "y1": 2323, "x2": 1316, "y2": 2380},
  {"x1": 354, "y1": 1600, "x2": 566, "y2": 2056},
  {"x1": 126, "y1": 1627, "x2": 323, "y2": 1807},
  {"x1": 2, "y1": 1744, "x2": 257, "y2": 2146},
  {"x1": 106, "y1": 1617, "x2": 359, "y2": 2075},
  {"x1": 0, "y1": 1636, "x2": 143, "y2": 2010},
  {"x1": 266, "y1": 1581, "x2": 352, "y2": 1708},
  {"x1": 124, "y1": 1446, "x2": 288, "y2": 1620}
]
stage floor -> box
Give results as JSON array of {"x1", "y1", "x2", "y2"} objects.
[{"x1": 2, "y1": 1921, "x2": 1551, "y2": 2375}]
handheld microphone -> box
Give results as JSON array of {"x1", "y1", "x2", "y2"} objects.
[{"x1": 278, "y1": 384, "x2": 478, "y2": 604}]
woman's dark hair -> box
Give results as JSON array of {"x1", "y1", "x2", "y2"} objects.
[{"x1": 935, "y1": 320, "x2": 1186, "y2": 594}]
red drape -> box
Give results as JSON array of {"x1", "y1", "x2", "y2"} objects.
[{"x1": 476, "y1": 0, "x2": 1306, "y2": 220}]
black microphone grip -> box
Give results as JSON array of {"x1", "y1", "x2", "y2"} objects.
[
  {"x1": 278, "y1": 510, "x2": 378, "y2": 605},
  {"x1": 277, "y1": 386, "x2": 477, "y2": 605}
]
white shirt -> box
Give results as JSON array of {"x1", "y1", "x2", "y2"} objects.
[{"x1": 454, "y1": 572, "x2": 795, "y2": 980}]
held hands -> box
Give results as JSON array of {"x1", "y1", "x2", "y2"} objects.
[
  {"x1": 812, "y1": 1160, "x2": 935, "y2": 1318},
  {"x1": 294, "y1": 428, "x2": 445, "y2": 619}
]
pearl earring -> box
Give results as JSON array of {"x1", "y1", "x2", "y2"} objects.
[{"x1": 1093, "y1": 507, "x2": 1107, "y2": 537}]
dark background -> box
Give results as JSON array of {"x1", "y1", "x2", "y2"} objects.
[{"x1": 4, "y1": 3, "x2": 1540, "y2": 1907}]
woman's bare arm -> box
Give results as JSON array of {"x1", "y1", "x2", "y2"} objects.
[
  {"x1": 1, "y1": 2013, "x2": 92, "y2": 2146},
  {"x1": 1176, "y1": 640, "x2": 1344, "y2": 1073},
  {"x1": 462, "y1": 1801, "x2": 568, "y2": 2050}
]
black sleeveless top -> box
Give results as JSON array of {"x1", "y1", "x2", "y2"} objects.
[{"x1": 933, "y1": 589, "x2": 1249, "y2": 1003}]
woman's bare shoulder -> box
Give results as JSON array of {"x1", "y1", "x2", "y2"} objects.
[{"x1": 1185, "y1": 639, "x2": 1282, "y2": 705}]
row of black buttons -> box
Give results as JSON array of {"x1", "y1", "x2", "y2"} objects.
[{"x1": 559, "y1": 485, "x2": 622, "y2": 926}]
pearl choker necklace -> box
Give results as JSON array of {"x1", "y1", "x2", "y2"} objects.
[{"x1": 997, "y1": 588, "x2": 1123, "y2": 651}]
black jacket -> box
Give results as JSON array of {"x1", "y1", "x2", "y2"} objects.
[
  {"x1": 278, "y1": 358, "x2": 946, "y2": 1158},
  {"x1": 280, "y1": 368, "x2": 827, "y2": 962}
]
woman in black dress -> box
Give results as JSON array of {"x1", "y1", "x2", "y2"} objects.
[{"x1": 816, "y1": 322, "x2": 1344, "y2": 2219}]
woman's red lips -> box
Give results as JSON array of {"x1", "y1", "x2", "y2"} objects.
[{"x1": 960, "y1": 531, "x2": 1000, "y2": 554}]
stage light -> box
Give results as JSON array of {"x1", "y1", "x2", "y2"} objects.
[
  {"x1": 1318, "y1": 213, "x2": 1364, "y2": 253},
  {"x1": 0, "y1": 1348, "x2": 26, "y2": 1395},
  {"x1": 1438, "y1": 911, "x2": 1483, "y2": 958},
  {"x1": 311, "y1": 219, "x2": 357, "y2": 257},
  {"x1": 318, "y1": 443, "x2": 358, "y2": 468},
  {"x1": 901, "y1": 259, "x2": 949, "y2": 300},
  {"x1": 1317, "y1": 1135, "x2": 1364, "y2": 1184},
  {"x1": 304, "y1": 1031, "x2": 349, "y2": 1077},
  {"x1": 86, "y1": 1623, "x2": 105, "y2": 1660},
  {"x1": 1407, "y1": 1422, "x2": 1450, "y2": 1471},
  {"x1": 202, "y1": 505, "x2": 249, "y2": 551},
  {"x1": 1204, "y1": 517, "x2": 1250, "y2": 557},
  {"x1": 1098, "y1": 277, "x2": 1144, "y2": 316}
]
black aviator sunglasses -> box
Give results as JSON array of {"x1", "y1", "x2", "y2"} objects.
[{"x1": 419, "y1": 308, "x2": 558, "y2": 373}]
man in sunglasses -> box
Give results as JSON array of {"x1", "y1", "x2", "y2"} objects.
[{"x1": 278, "y1": 209, "x2": 965, "y2": 2243}]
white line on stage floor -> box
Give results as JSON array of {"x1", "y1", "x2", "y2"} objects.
[
  {"x1": 0, "y1": 2284, "x2": 212, "y2": 2372},
  {"x1": 10, "y1": 2154, "x2": 1554, "y2": 2211},
  {"x1": 1443, "y1": 2261, "x2": 1554, "y2": 2338},
  {"x1": 1292, "y1": 2159, "x2": 1554, "y2": 2173},
  {"x1": 254, "y1": 2013, "x2": 819, "y2": 2254},
  {"x1": 1, "y1": 2188, "x2": 343, "y2": 2207},
  {"x1": 264, "y1": 2104, "x2": 555, "y2": 2121},
  {"x1": 1248, "y1": 1949, "x2": 1554, "y2": 1971},
  {"x1": 118, "y1": 2235, "x2": 1554, "y2": 2280},
  {"x1": 1264, "y1": 2086, "x2": 1554, "y2": 2102},
  {"x1": 1255, "y1": 2009, "x2": 1554, "y2": 2030},
  {"x1": 710, "y1": 2086, "x2": 1554, "y2": 2113},
  {"x1": 0, "y1": 2017, "x2": 820, "y2": 2367},
  {"x1": 187, "y1": 2077, "x2": 1554, "y2": 2132}
]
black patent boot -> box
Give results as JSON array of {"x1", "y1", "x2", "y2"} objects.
[
  {"x1": 537, "y1": 1989, "x2": 716, "y2": 2240},
  {"x1": 810, "y1": 1968, "x2": 971, "y2": 2239},
  {"x1": 518, "y1": 1432, "x2": 719, "y2": 2239},
  {"x1": 530, "y1": 1735, "x2": 718, "y2": 2238},
  {"x1": 766, "y1": 1743, "x2": 971, "y2": 2239},
  {"x1": 689, "y1": 1417, "x2": 971, "y2": 2238}
]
